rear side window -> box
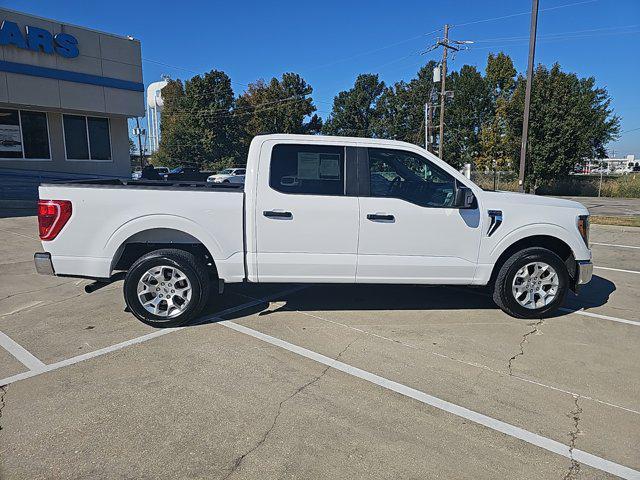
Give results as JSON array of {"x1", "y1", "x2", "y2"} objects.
[{"x1": 270, "y1": 144, "x2": 345, "y2": 196}]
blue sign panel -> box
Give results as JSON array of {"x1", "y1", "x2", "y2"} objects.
[{"x1": 0, "y1": 20, "x2": 79, "y2": 58}]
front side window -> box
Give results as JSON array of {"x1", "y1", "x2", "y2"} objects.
[
  {"x1": 63, "y1": 115, "x2": 111, "y2": 160},
  {"x1": 270, "y1": 144, "x2": 345, "y2": 196},
  {"x1": 0, "y1": 108, "x2": 50, "y2": 159},
  {"x1": 368, "y1": 148, "x2": 456, "y2": 207}
]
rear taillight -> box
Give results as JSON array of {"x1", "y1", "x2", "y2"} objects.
[{"x1": 38, "y1": 200, "x2": 72, "y2": 241}]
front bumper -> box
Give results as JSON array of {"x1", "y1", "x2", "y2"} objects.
[
  {"x1": 34, "y1": 252, "x2": 55, "y2": 275},
  {"x1": 576, "y1": 260, "x2": 593, "y2": 285}
]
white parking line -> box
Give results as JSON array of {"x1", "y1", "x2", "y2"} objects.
[
  {"x1": 252, "y1": 301, "x2": 639, "y2": 415},
  {"x1": 0, "y1": 331, "x2": 46, "y2": 371},
  {"x1": 0, "y1": 286, "x2": 307, "y2": 386},
  {"x1": 446, "y1": 285, "x2": 640, "y2": 327},
  {"x1": 594, "y1": 265, "x2": 640, "y2": 275},
  {"x1": 559, "y1": 307, "x2": 640, "y2": 326},
  {"x1": 592, "y1": 242, "x2": 640, "y2": 250},
  {"x1": 221, "y1": 320, "x2": 640, "y2": 480}
]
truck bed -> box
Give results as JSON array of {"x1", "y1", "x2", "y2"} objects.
[
  {"x1": 38, "y1": 180, "x2": 246, "y2": 282},
  {"x1": 41, "y1": 178, "x2": 244, "y2": 191}
]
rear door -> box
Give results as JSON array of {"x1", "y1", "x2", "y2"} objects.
[
  {"x1": 254, "y1": 141, "x2": 359, "y2": 282},
  {"x1": 357, "y1": 146, "x2": 482, "y2": 283}
]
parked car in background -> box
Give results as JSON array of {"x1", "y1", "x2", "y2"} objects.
[
  {"x1": 207, "y1": 168, "x2": 246, "y2": 184},
  {"x1": 164, "y1": 166, "x2": 210, "y2": 182},
  {"x1": 133, "y1": 166, "x2": 169, "y2": 180},
  {"x1": 34, "y1": 134, "x2": 592, "y2": 327}
]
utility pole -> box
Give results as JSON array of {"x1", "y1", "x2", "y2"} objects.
[
  {"x1": 135, "y1": 117, "x2": 144, "y2": 169},
  {"x1": 438, "y1": 24, "x2": 450, "y2": 160},
  {"x1": 425, "y1": 103, "x2": 433, "y2": 152},
  {"x1": 425, "y1": 26, "x2": 471, "y2": 160},
  {"x1": 518, "y1": 0, "x2": 540, "y2": 193}
]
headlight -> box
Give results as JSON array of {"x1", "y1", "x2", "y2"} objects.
[{"x1": 577, "y1": 215, "x2": 590, "y2": 247}]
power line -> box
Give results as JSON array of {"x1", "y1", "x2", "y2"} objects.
[
  {"x1": 470, "y1": 24, "x2": 639, "y2": 43},
  {"x1": 469, "y1": 29, "x2": 640, "y2": 51},
  {"x1": 142, "y1": 58, "x2": 252, "y2": 88},
  {"x1": 304, "y1": 29, "x2": 443, "y2": 72},
  {"x1": 453, "y1": 0, "x2": 598, "y2": 28}
]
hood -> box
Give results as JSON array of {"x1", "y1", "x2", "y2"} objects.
[{"x1": 481, "y1": 190, "x2": 588, "y2": 212}]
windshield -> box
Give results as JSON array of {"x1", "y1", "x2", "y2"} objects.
[{"x1": 220, "y1": 169, "x2": 233, "y2": 174}]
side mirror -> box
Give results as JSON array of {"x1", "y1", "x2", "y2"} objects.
[{"x1": 453, "y1": 186, "x2": 475, "y2": 208}]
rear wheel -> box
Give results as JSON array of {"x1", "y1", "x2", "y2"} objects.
[
  {"x1": 493, "y1": 247, "x2": 569, "y2": 318},
  {"x1": 124, "y1": 249, "x2": 210, "y2": 327}
]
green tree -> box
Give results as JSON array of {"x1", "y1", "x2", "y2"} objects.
[
  {"x1": 485, "y1": 52, "x2": 517, "y2": 97},
  {"x1": 322, "y1": 74, "x2": 385, "y2": 137},
  {"x1": 443, "y1": 65, "x2": 492, "y2": 168},
  {"x1": 373, "y1": 61, "x2": 438, "y2": 147},
  {"x1": 477, "y1": 52, "x2": 519, "y2": 171},
  {"x1": 236, "y1": 73, "x2": 321, "y2": 155},
  {"x1": 513, "y1": 64, "x2": 620, "y2": 190},
  {"x1": 477, "y1": 97, "x2": 516, "y2": 171},
  {"x1": 156, "y1": 71, "x2": 237, "y2": 169}
]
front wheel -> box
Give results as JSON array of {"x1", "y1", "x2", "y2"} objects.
[
  {"x1": 493, "y1": 247, "x2": 569, "y2": 318},
  {"x1": 123, "y1": 249, "x2": 210, "y2": 327}
]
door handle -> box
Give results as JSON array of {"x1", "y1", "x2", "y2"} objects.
[
  {"x1": 263, "y1": 210, "x2": 293, "y2": 219},
  {"x1": 367, "y1": 213, "x2": 395, "y2": 222}
]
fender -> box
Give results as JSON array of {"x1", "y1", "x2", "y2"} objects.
[
  {"x1": 104, "y1": 214, "x2": 226, "y2": 266},
  {"x1": 484, "y1": 222, "x2": 589, "y2": 264}
]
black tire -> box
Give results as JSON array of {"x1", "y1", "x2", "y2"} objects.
[
  {"x1": 492, "y1": 247, "x2": 569, "y2": 319},
  {"x1": 123, "y1": 248, "x2": 211, "y2": 327}
]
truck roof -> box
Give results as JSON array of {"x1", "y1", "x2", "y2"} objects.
[{"x1": 252, "y1": 134, "x2": 428, "y2": 152}]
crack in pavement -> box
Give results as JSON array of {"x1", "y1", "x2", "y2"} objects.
[
  {"x1": 222, "y1": 339, "x2": 358, "y2": 479},
  {"x1": 0, "y1": 279, "x2": 78, "y2": 303},
  {"x1": 563, "y1": 395, "x2": 583, "y2": 480},
  {"x1": 507, "y1": 319, "x2": 545, "y2": 376},
  {"x1": 0, "y1": 384, "x2": 7, "y2": 431}
]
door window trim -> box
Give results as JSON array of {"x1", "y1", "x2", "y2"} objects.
[{"x1": 360, "y1": 146, "x2": 471, "y2": 209}]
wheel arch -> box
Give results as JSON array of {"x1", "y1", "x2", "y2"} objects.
[
  {"x1": 105, "y1": 215, "x2": 223, "y2": 278},
  {"x1": 488, "y1": 234, "x2": 576, "y2": 286}
]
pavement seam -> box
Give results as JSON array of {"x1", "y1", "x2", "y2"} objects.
[
  {"x1": 563, "y1": 395, "x2": 583, "y2": 480},
  {"x1": 0, "y1": 279, "x2": 79, "y2": 303},
  {"x1": 507, "y1": 319, "x2": 545, "y2": 376},
  {"x1": 222, "y1": 339, "x2": 358, "y2": 479}
]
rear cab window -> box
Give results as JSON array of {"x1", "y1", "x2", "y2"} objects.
[{"x1": 269, "y1": 144, "x2": 345, "y2": 196}]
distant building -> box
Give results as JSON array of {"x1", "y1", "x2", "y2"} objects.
[
  {"x1": 582, "y1": 154, "x2": 637, "y2": 173},
  {"x1": 0, "y1": 8, "x2": 144, "y2": 200}
]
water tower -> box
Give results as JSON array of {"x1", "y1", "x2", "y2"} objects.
[{"x1": 146, "y1": 77, "x2": 169, "y2": 153}]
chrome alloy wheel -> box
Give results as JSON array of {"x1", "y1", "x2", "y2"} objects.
[
  {"x1": 511, "y1": 261, "x2": 559, "y2": 310},
  {"x1": 136, "y1": 266, "x2": 192, "y2": 318}
]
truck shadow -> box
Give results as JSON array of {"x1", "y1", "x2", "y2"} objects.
[{"x1": 192, "y1": 274, "x2": 615, "y2": 325}]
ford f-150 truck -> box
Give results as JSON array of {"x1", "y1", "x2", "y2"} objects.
[{"x1": 34, "y1": 134, "x2": 593, "y2": 327}]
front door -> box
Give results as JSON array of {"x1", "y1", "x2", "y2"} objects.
[
  {"x1": 254, "y1": 142, "x2": 359, "y2": 282},
  {"x1": 357, "y1": 147, "x2": 482, "y2": 283}
]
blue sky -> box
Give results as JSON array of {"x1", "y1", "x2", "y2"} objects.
[{"x1": 5, "y1": 0, "x2": 639, "y2": 155}]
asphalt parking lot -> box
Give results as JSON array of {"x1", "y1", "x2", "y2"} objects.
[{"x1": 0, "y1": 215, "x2": 639, "y2": 479}]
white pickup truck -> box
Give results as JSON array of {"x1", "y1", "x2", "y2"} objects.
[{"x1": 34, "y1": 134, "x2": 592, "y2": 327}]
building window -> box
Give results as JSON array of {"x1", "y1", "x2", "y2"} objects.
[
  {"x1": 0, "y1": 108, "x2": 51, "y2": 160},
  {"x1": 63, "y1": 114, "x2": 111, "y2": 161}
]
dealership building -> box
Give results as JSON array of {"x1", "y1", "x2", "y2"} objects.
[{"x1": 0, "y1": 8, "x2": 144, "y2": 200}]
